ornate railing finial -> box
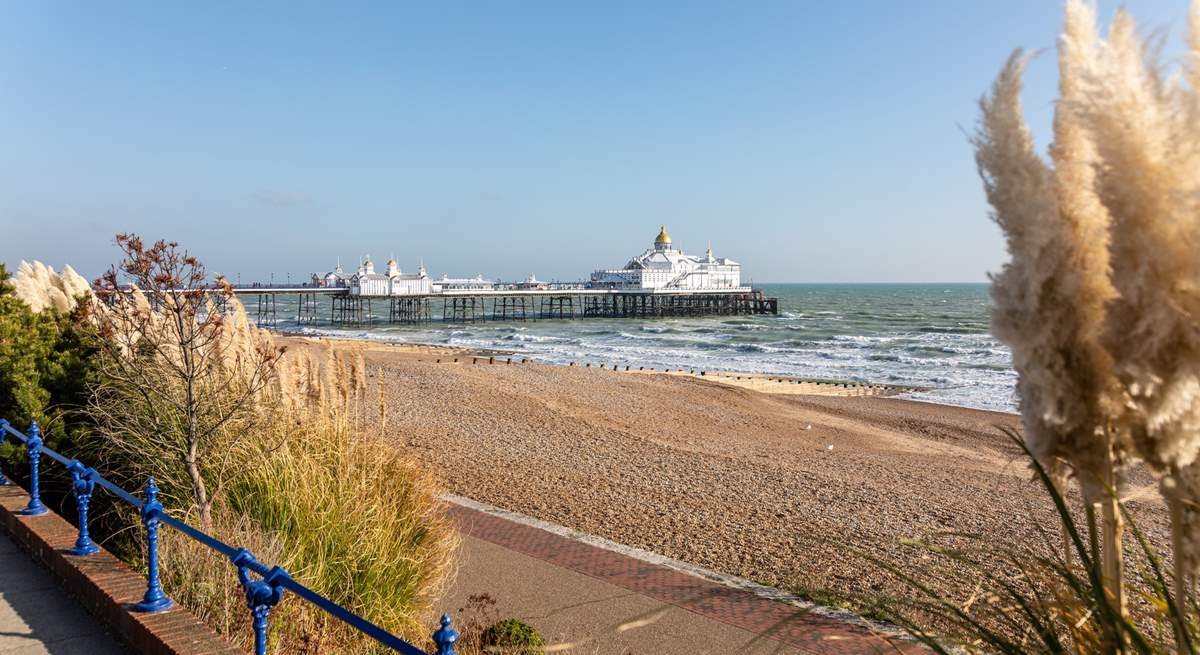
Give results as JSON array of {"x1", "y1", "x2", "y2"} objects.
[
  {"x1": 21, "y1": 420, "x2": 47, "y2": 515},
  {"x1": 0, "y1": 418, "x2": 8, "y2": 485},
  {"x1": 133, "y1": 478, "x2": 172, "y2": 612},
  {"x1": 67, "y1": 460, "x2": 99, "y2": 555},
  {"x1": 433, "y1": 613, "x2": 459, "y2": 655},
  {"x1": 232, "y1": 548, "x2": 288, "y2": 655}
]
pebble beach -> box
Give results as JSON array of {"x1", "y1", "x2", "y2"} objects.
[{"x1": 281, "y1": 336, "x2": 1171, "y2": 617}]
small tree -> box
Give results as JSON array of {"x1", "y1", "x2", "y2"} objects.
[{"x1": 89, "y1": 235, "x2": 283, "y2": 528}]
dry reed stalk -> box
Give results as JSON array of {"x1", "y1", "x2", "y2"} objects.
[
  {"x1": 377, "y1": 366, "x2": 388, "y2": 433},
  {"x1": 1101, "y1": 448, "x2": 1125, "y2": 618},
  {"x1": 232, "y1": 354, "x2": 458, "y2": 650}
]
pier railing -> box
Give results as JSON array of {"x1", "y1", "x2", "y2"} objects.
[{"x1": 0, "y1": 419, "x2": 459, "y2": 655}]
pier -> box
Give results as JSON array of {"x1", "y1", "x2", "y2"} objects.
[
  {"x1": 228, "y1": 226, "x2": 781, "y2": 327},
  {"x1": 231, "y1": 286, "x2": 778, "y2": 327}
]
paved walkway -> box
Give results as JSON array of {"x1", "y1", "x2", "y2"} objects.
[
  {"x1": 441, "y1": 498, "x2": 917, "y2": 655},
  {"x1": 0, "y1": 531, "x2": 128, "y2": 655}
]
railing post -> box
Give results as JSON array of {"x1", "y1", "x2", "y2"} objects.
[
  {"x1": 0, "y1": 418, "x2": 8, "y2": 485},
  {"x1": 432, "y1": 614, "x2": 458, "y2": 655},
  {"x1": 232, "y1": 549, "x2": 288, "y2": 655},
  {"x1": 21, "y1": 420, "x2": 47, "y2": 516},
  {"x1": 133, "y1": 478, "x2": 172, "y2": 612},
  {"x1": 67, "y1": 461, "x2": 99, "y2": 556}
]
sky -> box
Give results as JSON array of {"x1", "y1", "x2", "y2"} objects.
[{"x1": 0, "y1": 1, "x2": 1192, "y2": 284}]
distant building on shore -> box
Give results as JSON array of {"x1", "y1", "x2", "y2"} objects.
[
  {"x1": 432, "y1": 274, "x2": 495, "y2": 292},
  {"x1": 312, "y1": 259, "x2": 348, "y2": 287},
  {"x1": 589, "y1": 226, "x2": 742, "y2": 290},
  {"x1": 515, "y1": 274, "x2": 548, "y2": 290}
]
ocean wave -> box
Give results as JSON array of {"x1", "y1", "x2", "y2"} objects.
[
  {"x1": 829, "y1": 334, "x2": 894, "y2": 345},
  {"x1": 918, "y1": 325, "x2": 986, "y2": 334},
  {"x1": 502, "y1": 333, "x2": 569, "y2": 344}
]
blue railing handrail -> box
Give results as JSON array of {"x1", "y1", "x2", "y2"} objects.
[{"x1": 0, "y1": 419, "x2": 456, "y2": 655}]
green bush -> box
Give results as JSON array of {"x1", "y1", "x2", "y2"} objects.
[
  {"x1": 480, "y1": 618, "x2": 545, "y2": 654},
  {"x1": 0, "y1": 262, "x2": 95, "y2": 461}
]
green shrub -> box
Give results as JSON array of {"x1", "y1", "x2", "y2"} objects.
[
  {"x1": 480, "y1": 618, "x2": 545, "y2": 654},
  {"x1": 0, "y1": 262, "x2": 95, "y2": 464}
]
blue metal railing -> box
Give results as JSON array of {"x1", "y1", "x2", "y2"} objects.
[{"x1": 0, "y1": 419, "x2": 459, "y2": 655}]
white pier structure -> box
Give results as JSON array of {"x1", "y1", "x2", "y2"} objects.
[
  {"x1": 590, "y1": 226, "x2": 742, "y2": 290},
  {"x1": 256, "y1": 226, "x2": 775, "y2": 326}
]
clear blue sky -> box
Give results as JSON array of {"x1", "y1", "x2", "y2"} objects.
[{"x1": 0, "y1": 1, "x2": 1189, "y2": 283}]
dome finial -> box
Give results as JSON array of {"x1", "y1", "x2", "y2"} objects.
[{"x1": 655, "y1": 225, "x2": 672, "y2": 245}]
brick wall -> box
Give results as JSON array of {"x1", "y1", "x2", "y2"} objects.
[{"x1": 0, "y1": 484, "x2": 240, "y2": 655}]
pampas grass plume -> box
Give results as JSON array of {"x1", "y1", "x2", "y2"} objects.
[
  {"x1": 981, "y1": 0, "x2": 1200, "y2": 577},
  {"x1": 974, "y1": 42, "x2": 1118, "y2": 494},
  {"x1": 1088, "y1": 8, "x2": 1200, "y2": 471},
  {"x1": 11, "y1": 260, "x2": 92, "y2": 314}
]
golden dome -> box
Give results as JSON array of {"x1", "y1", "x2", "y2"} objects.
[{"x1": 655, "y1": 225, "x2": 672, "y2": 245}]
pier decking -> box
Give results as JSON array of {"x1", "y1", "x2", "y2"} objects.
[{"x1": 233, "y1": 287, "x2": 779, "y2": 327}]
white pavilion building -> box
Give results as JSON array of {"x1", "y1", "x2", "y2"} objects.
[
  {"x1": 431, "y1": 274, "x2": 495, "y2": 292},
  {"x1": 345, "y1": 256, "x2": 432, "y2": 296},
  {"x1": 590, "y1": 226, "x2": 742, "y2": 290}
]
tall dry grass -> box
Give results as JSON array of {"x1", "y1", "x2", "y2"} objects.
[
  {"x1": 159, "y1": 339, "x2": 458, "y2": 653},
  {"x1": 73, "y1": 235, "x2": 457, "y2": 652},
  {"x1": 966, "y1": 0, "x2": 1200, "y2": 650},
  {"x1": 1081, "y1": 5, "x2": 1200, "y2": 586}
]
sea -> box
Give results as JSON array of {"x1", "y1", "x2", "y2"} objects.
[{"x1": 275, "y1": 283, "x2": 1016, "y2": 413}]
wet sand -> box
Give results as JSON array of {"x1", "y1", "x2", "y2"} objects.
[{"x1": 280, "y1": 335, "x2": 1171, "y2": 615}]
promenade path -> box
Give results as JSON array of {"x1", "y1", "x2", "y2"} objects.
[
  {"x1": 441, "y1": 497, "x2": 916, "y2": 655},
  {"x1": 0, "y1": 531, "x2": 128, "y2": 655},
  {"x1": 1, "y1": 487, "x2": 913, "y2": 655}
]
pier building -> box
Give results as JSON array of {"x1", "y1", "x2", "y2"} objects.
[
  {"x1": 312, "y1": 259, "x2": 347, "y2": 287},
  {"x1": 515, "y1": 274, "x2": 547, "y2": 290},
  {"x1": 432, "y1": 275, "x2": 495, "y2": 292},
  {"x1": 344, "y1": 256, "x2": 433, "y2": 296},
  {"x1": 590, "y1": 226, "x2": 741, "y2": 290}
]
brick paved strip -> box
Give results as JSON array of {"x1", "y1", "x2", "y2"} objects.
[
  {"x1": 448, "y1": 502, "x2": 922, "y2": 655},
  {"x1": 0, "y1": 484, "x2": 240, "y2": 655}
]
